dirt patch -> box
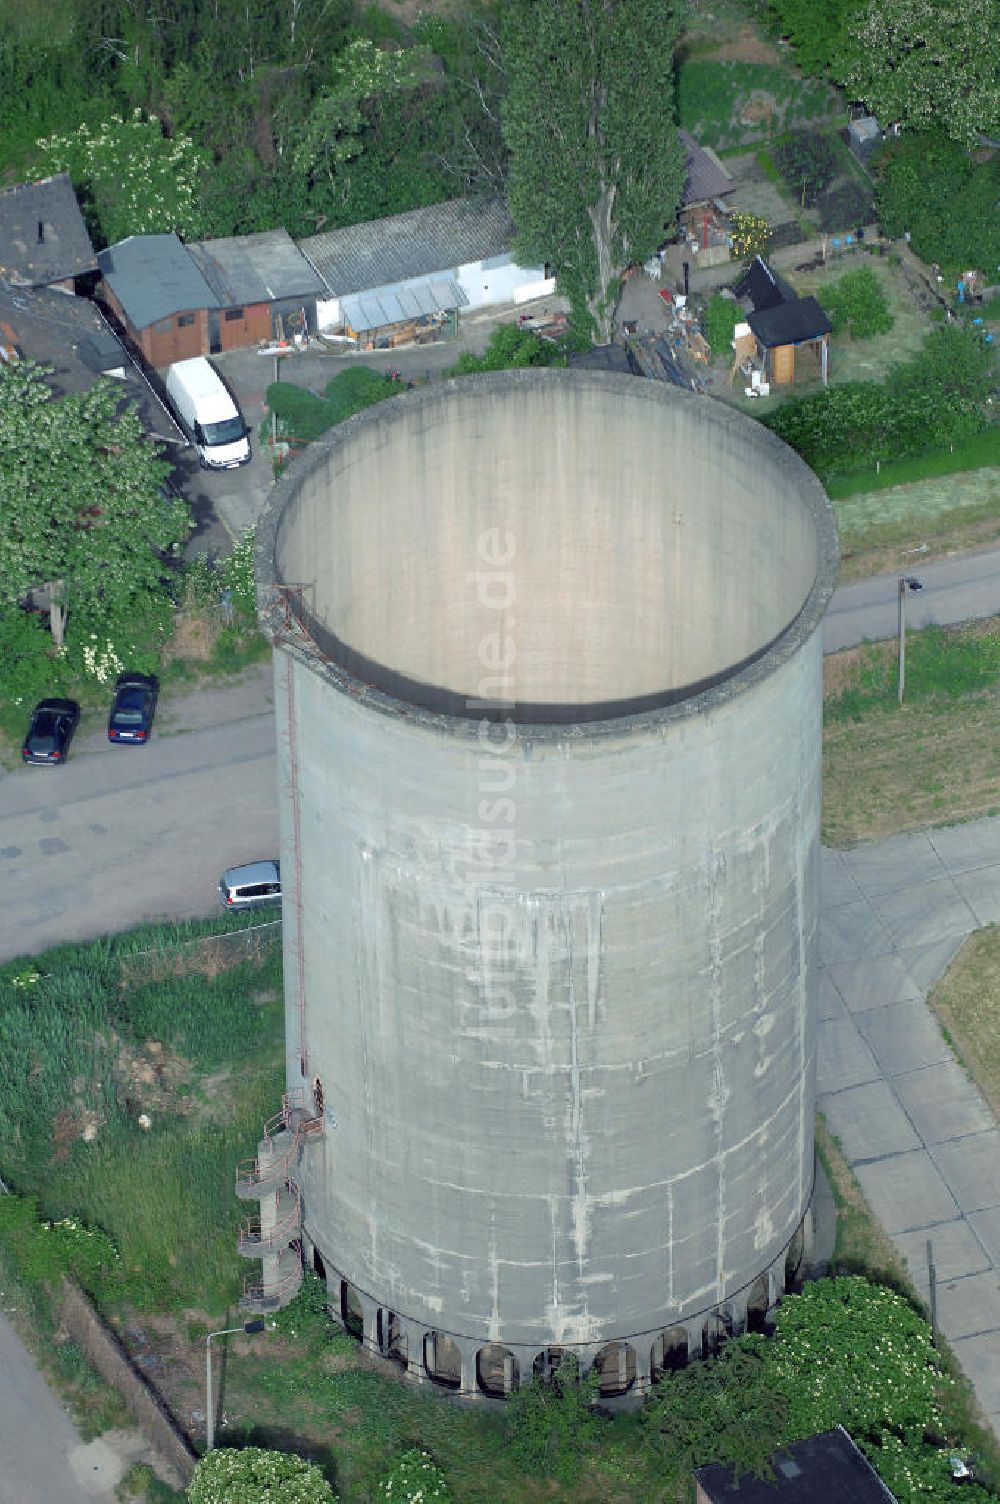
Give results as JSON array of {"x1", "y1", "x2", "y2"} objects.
[
  {"x1": 838, "y1": 517, "x2": 1000, "y2": 584},
  {"x1": 168, "y1": 610, "x2": 220, "y2": 663},
  {"x1": 816, "y1": 1118, "x2": 915, "y2": 1289},
  {"x1": 823, "y1": 643, "x2": 884, "y2": 700},
  {"x1": 709, "y1": 25, "x2": 783, "y2": 64},
  {"x1": 115, "y1": 1039, "x2": 193, "y2": 1120},
  {"x1": 927, "y1": 928, "x2": 1000, "y2": 1124}
]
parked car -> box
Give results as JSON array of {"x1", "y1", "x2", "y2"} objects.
[
  {"x1": 219, "y1": 860, "x2": 282, "y2": 910},
  {"x1": 22, "y1": 698, "x2": 80, "y2": 765},
  {"x1": 164, "y1": 357, "x2": 250, "y2": 470},
  {"x1": 108, "y1": 672, "x2": 158, "y2": 745}
]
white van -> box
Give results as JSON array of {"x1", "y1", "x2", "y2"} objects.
[{"x1": 164, "y1": 357, "x2": 250, "y2": 469}]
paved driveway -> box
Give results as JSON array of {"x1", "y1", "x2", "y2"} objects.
[
  {"x1": 0, "y1": 664, "x2": 277, "y2": 964},
  {"x1": 820, "y1": 821, "x2": 1000, "y2": 1437}
]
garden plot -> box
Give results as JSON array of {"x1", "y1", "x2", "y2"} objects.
[
  {"x1": 789, "y1": 255, "x2": 930, "y2": 383},
  {"x1": 677, "y1": 60, "x2": 843, "y2": 150}
]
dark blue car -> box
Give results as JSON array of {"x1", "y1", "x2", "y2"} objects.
[
  {"x1": 22, "y1": 698, "x2": 80, "y2": 765},
  {"x1": 108, "y1": 672, "x2": 158, "y2": 745}
]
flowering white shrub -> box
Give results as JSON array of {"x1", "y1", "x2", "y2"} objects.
[
  {"x1": 10, "y1": 967, "x2": 42, "y2": 989},
  {"x1": 81, "y1": 636, "x2": 124, "y2": 685},
  {"x1": 186, "y1": 1446, "x2": 336, "y2": 1504},
  {"x1": 37, "y1": 110, "x2": 209, "y2": 243},
  {"x1": 379, "y1": 1448, "x2": 452, "y2": 1503}
]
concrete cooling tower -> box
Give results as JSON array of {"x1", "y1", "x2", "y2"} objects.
[{"x1": 248, "y1": 369, "x2": 838, "y2": 1401}]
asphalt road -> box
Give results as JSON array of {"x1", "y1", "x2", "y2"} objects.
[
  {"x1": 823, "y1": 547, "x2": 1000, "y2": 653},
  {"x1": 5, "y1": 548, "x2": 1000, "y2": 966},
  {"x1": 0, "y1": 1308, "x2": 121, "y2": 1503}
]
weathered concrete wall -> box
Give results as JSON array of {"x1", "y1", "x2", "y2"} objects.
[
  {"x1": 60, "y1": 1279, "x2": 196, "y2": 1484},
  {"x1": 256, "y1": 371, "x2": 837, "y2": 1361}
]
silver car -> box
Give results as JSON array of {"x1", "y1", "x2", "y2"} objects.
[{"x1": 219, "y1": 860, "x2": 281, "y2": 909}]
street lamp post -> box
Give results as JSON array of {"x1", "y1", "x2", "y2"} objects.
[
  {"x1": 205, "y1": 1319, "x2": 265, "y2": 1450},
  {"x1": 897, "y1": 575, "x2": 924, "y2": 705}
]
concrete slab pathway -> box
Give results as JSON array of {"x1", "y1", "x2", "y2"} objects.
[{"x1": 819, "y1": 817, "x2": 1000, "y2": 1439}]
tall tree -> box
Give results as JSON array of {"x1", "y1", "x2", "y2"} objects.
[
  {"x1": 844, "y1": 0, "x2": 1000, "y2": 146},
  {"x1": 501, "y1": 0, "x2": 685, "y2": 341},
  {"x1": 0, "y1": 362, "x2": 188, "y2": 650}
]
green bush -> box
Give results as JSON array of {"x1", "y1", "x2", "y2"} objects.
[
  {"x1": 505, "y1": 1356, "x2": 602, "y2": 1484},
  {"x1": 265, "y1": 370, "x2": 405, "y2": 445},
  {"x1": 703, "y1": 294, "x2": 742, "y2": 355},
  {"x1": 765, "y1": 324, "x2": 994, "y2": 477},
  {"x1": 0, "y1": 607, "x2": 70, "y2": 712},
  {"x1": 451, "y1": 323, "x2": 567, "y2": 374},
  {"x1": 377, "y1": 1448, "x2": 451, "y2": 1502},
  {"x1": 819, "y1": 266, "x2": 894, "y2": 339},
  {"x1": 875, "y1": 133, "x2": 1000, "y2": 271}
]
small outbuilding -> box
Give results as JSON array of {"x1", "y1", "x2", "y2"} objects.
[
  {"x1": 97, "y1": 233, "x2": 217, "y2": 366},
  {"x1": 735, "y1": 254, "x2": 831, "y2": 386},
  {"x1": 187, "y1": 229, "x2": 327, "y2": 349},
  {"x1": 695, "y1": 1428, "x2": 898, "y2": 1504},
  {"x1": 0, "y1": 172, "x2": 97, "y2": 292},
  {"x1": 299, "y1": 197, "x2": 554, "y2": 347}
]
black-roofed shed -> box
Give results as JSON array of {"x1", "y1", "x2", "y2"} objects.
[
  {"x1": 695, "y1": 1428, "x2": 898, "y2": 1504},
  {"x1": 734, "y1": 255, "x2": 798, "y2": 313},
  {"x1": 97, "y1": 233, "x2": 216, "y2": 365},
  {"x1": 747, "y1": 295, "x2": 831, "y2": 385}
]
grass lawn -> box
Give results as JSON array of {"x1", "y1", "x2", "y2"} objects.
[
  {"x1": 784, "y1": 254, "x2": 930, "y2": 385},
  {"x1": 927, "y1": 927, "x2": 1000, "y2": 1126},
  {"x1": 823, "y1": 618, "x2": 1000, "y2": 846},
  {"x1": 835, "y1": 464, "x2": 1000, "y2": 582}
]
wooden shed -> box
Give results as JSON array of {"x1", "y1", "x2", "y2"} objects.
[{"x1": 747, "y1": 296, "x2": 831, "y2": 385}]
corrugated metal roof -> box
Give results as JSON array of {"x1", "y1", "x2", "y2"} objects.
[
  {"x1": 679, "y1": 130, "x2": 734, "y2": 207},
  {"x1": 97, "y1": 234, "x2": 216, "y2": 328},
  {"x1": 0, "y1": 173, "x2": 97, "y2": 286},
  {"x1": 341, "y1": 277, "x2": 468, "y2": 333},
  {"x1": 300, "y1": 197, "x2": 515, "y2": 297},
  {"x1": 188, "y1": 230, "x2": 326, "y2": 306}
]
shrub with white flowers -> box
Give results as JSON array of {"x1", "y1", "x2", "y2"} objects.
[
  {"x1": 378, "y1": 1448, "x2": 452, "y2": 1503},
  {"x1": 186, "y1": 1446, "x2": 336, "y2": 1504},
  {"x1": 37, "y1": 110, "x2": 209, "y2": 245},
  {"x1": 81, "y1": 636, "x2": 125, "y2": 685}
]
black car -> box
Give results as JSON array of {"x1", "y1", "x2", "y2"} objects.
[
  {"x1": 108, "y1": 672, "x2": 158, "y2": 744},
  {"x1": 22, "y1": 698, "x2": 80, "y2": 765}
]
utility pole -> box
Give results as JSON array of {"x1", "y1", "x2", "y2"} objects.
[
  {"x1": 897, "y1": 576, "x2": 924, "y2": 704},
  {"x1": 205, "y1": 1319, "x2": 265, "y2": 1450}
]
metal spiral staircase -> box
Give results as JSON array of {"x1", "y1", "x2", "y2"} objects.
[{"x1": 235, "y1": 1090, "x2": 323, "y2": 1313}]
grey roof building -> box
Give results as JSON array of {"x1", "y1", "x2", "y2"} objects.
[
  {"x1": 187, "y1": 229, "x2": 326, "y2": 308},
  {"x1": 299, "y1": 197, "x2": 516, "y2": 297},
  {"x1": 0, "y1": 173, "x2": 97, "y2": 288},
  {"x1": 679, "y1": 130, "x2": 734, "y2": 207},
  {"x1": 97, "y1": 233, "x2": 216, "y2": 329},
  {"x1": 0, "y1": 280, "x2": 180, "y2": 439}
]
